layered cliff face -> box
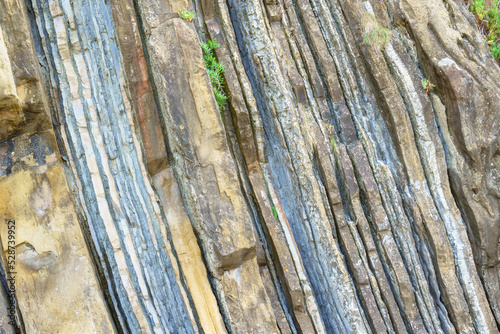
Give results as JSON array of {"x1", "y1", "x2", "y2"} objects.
[{"x1": 0, "y1": 0, "x2": 499, "y2": 333}]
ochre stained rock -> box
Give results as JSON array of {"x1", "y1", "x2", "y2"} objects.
[{"x1": 0, "y1": 149, "x2": 114, "y2": 333}]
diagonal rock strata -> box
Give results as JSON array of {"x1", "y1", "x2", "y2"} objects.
[{"x1": 0, "y1": 0, "x2": 498, "y2": 333}]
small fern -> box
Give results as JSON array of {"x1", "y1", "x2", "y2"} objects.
[{"x1": 201, "y1": 39, "x2": 227, "y2": 112}]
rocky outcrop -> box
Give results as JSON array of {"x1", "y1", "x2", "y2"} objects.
[
  {"x1": 0, "y1": 0, "x2": 498, "y2": 333},
  {"x1": 0, "y1": 1, "x2": 114, "y2": 332}
]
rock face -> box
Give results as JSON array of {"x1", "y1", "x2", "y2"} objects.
[{"x1": 0, "y1": 0, "x2": 498, "y2": 333}]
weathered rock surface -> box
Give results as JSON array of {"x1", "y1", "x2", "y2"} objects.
[
  {"x1": 0, "y1": 0, "x2": 498, "y2": 333},
  {"x1": 0, "y1": 1, "x2": 114, "y2": 332}
]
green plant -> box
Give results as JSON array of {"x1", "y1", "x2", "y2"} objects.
[
  {"x1": 329, "y1": 135, "x2": 336, "y2": 150},
  {"x1": 491, "y1": 41, "x2": 500, "y2": 59},
  {"x1": 272, "y1": 205, "x2": 279, "y2": 221},
  {"x1": 362, "y1": 13, "x2": 392, "y2": 47},
  {"x1": 471, "y1": 0, "x2": 487, "y2": 20},
  {"x1": 201, "y1": 39, "x2": 227, "y2": 112},
  {"x1": 178, "y1": 10, "x2": 195, "y2": 22},
  {"x1": 326, "y1": 123, "x2": 334, "y2": 134},
  {"x1": 470, "y1": 0, "x2": 500, "y2": 62},
  {"x1": 364, "y1": 27, "x2": 392, "y2": 46},
  {"x1": 421, "y1": 78, "x2": 436, "y2": 94}
]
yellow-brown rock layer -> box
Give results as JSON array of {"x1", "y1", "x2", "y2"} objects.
[
  {"x1": 0, "y1": 0, "x2": 498, "y2": 333},
  {"x1": 0, "y1": 1, "x2": 114, "y2": 333}
]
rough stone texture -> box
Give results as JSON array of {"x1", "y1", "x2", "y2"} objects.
[
  {"x1": 153, "y1": 167, "x2": 227, "y2": 334},
  {"x1": 0, "y1": 26, "x2": 23, "y2": 143},
  {"x1": 0, "y1": 0, "x2": 114, "y2": 333},
  {"x1": 0, "y1": 0, "x2": 498, "y2": 333}
]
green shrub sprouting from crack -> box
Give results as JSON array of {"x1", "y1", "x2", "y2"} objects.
[
  {"x1": 201, "y1": 39, "x2": 227, "y2": 112},
  {"x1": 362, "y1": 13, "x2": 392, "y2": 47},
  {"x1": 421, "y1": 78, "x2": 436, "y2": 94},
  {"x1": 178, "y1": 10, "x2": 195, "y2": 22},
  {"x1": 470, "y1": 0, "x2": 500, "y2": 62}
]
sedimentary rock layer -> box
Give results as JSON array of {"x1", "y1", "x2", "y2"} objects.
[{"x1": 0, "y1": 0, "x2": 498, "y2": 333}]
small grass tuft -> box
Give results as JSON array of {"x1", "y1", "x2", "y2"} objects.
[
  {"x1": 329, "y1": 135, "x2": 337, "y2": 150},
  {"x1": 201, "y1": 39, "x2": 227, "y2": 112},
  {"x1": 362, "y1": 13, "x2": 392, "y2": 48},
  {"x1": 178, "y1": 10, "x2": 195, "y2": 22}
]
